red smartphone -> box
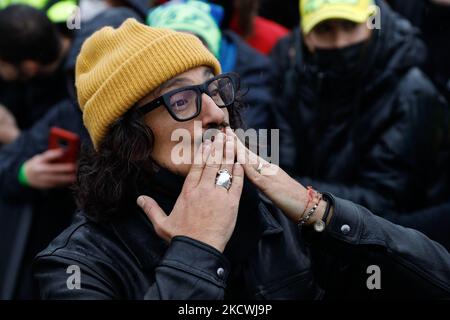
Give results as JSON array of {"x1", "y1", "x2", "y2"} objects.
[{"x1": 48, "y1": 127, "x2": 80, "y2": 163}]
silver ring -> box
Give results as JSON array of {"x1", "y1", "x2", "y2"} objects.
[
  {"x1": 256, "y1": 162, "x2": 264, "y2": 174},
  {"x1": 215, "y1": 169, "x2": 232, "y2": 190}
]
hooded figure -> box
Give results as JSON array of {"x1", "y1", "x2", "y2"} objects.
[{"x1": 271, "y1": 0, "x2": 450, "y2": 216}]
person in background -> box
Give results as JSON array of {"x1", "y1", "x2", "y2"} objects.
[
  {"x1": 387, "y1": 0, "x2": 450, "y2": 103},
  {"x1": 214, "y1": 0, "x2": 289, "y2": 55},
  {"x1": 0, "y1": 1, "x2": 149, "y2": 146},
  {"x1": 150, "y1": 0, "x2": 289, "y2": 55},
  {"x1": 0, "y1": 5, "x2": 72, "y2": 145},
  {"x1": 148, "y1": 0, "x2": 273, "y2": 130},
  {"x1": 271, "y1": 0, "x2": 450, "y2": 216},
  {"x1": 0, "y1": 6, "x2": 142, "y2": 300},
  {"x1": 0, "y1": 0, "x2": 78, "y2": 37},
  {"x1": 258, "y1": 0, "x2": 300, "y2": 30},
  {"x1": 382, "y1": 0, "x2": 450, "y2": 251}
]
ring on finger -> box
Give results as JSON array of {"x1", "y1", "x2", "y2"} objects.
[
  {"x1": 215, "y1": 169, "x2": 233, "y2": 190},
  {"x1": 256, "y1": 162, "x2": 264, "y2": 174}
]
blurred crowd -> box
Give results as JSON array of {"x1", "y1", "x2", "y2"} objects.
[{"x1": 0, "y1": 0, "x2": 450, "y2": 299}]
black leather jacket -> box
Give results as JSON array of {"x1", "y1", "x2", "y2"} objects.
[{"x1": 33, "y1": 180, "x2": 450, "y2": 299}]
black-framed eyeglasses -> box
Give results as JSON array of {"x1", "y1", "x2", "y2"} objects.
[{"x1": 135, "y1": 72, "x2": 239, "y2": 122}]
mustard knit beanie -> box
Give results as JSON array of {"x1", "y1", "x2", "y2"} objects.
[{"x1": 76, "y1": 18, "x2": 221, "y2": 150}]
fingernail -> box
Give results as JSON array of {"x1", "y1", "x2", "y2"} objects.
[{"x1": 137, "y1": 196, "x2": 145, "y2": 207}]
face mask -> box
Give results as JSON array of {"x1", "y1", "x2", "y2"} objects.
[{"x1": 312, "y1": 41, "x2": 369, "y2": 78}]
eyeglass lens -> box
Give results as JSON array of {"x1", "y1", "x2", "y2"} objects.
[{"x1": 168, "y1": 77, "x2": 235, "y2": 120}]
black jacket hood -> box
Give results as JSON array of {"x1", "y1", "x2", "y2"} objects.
[{"x1": 364, "y1": 0, "x2": 427, "y2": 93}]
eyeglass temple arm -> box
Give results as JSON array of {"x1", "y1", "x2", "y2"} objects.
[{"x1": 137, "y1": 98, "x2": 164, "y2": 116}]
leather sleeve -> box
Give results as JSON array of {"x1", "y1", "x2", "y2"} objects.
[
  {"x1": 33, "y1": 236, "x2": 230, "y2": 300},
  {"x1": 307, "y1": 195, "x2": 450, "y2": 299}
]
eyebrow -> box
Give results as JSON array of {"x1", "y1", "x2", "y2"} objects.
[
  {"x1": 159, "y1": 68, "x2": 215, "y2": 94},
  {"x1": 203, "y1": 68, "x2": 214, "y2": 78},
  {"x1": 159, "y1": 77, "x2": 192, "y2": 93}
]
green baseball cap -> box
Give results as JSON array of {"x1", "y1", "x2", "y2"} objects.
[{"x1": 147, "y1": 0, "x2": 222, "y2": 58}]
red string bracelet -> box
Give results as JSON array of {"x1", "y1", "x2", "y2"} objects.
[{"x1": 300, "y1": 186, "x2": 315, "y2": 219}]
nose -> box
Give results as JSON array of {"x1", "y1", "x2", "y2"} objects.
[
  {"x1": 199, "y1": 93, "x2": 226, "y2": 128},
  {"x1": 332, "y1": 29, "x2": 351, "y2": 49}
]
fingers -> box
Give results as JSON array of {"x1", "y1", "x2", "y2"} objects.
[
  {"x1": 202, "y1": 132, "x2": 225, "y2": 182},
  {"x1": 218, "y1": 134, "x2": 235, "y2": 176},
  {"x1": 235, "y1": 134, "x2": 260, "y2": 171},
  {"x1": 40, "y1": 149, "x2": 65, "y2": 162},
  {"x1": 213, "y1": 133, "x2": 235, "y2": 192},
  {"x1": 44, "y1": 162, "x2": 76, "y2": 174},
  {"x1": 29, "y1": 172, "x2": 76, "y2": 189},
  {"x1": 184, "y1": 140, "x2": 211, "y2": 187},
  {"x1": 25, "y1": 152, "x2": 77, "y2": 188},
  {"x1": 0, "y1": 105, "x2": 16, "y2": 123},
  {"x1": 240, "y1": 155, "x2": 278, "y2": 180},
  {"x1": 137, "y1": 195, "x2": 167, "y2": 228},
  {"x1": 229, "y1": 163, "x2": 244, "y2": 198},
  {"x1": 231, "y1": 130, "x2": 257, "y2": 169},
  {"x1": 44, "y1": 174, "x2": 77, "y2": 186},
  {"x1": 232, "y1": 130, "x2": 279, "y2": 180},
  {"x1": 187, "y1": 129, "x2": 242, "y2": 194}
]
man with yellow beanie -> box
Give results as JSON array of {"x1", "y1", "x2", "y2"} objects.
[
  {"x1": 271, "y1": 1, "x2": 450, "y2": 218},
  {"x1": 147, "y1": 0, "x2": 273, "y2": 131},
  {"x1": 34, "y1": 18, "x2": 450, "y2": 300}
]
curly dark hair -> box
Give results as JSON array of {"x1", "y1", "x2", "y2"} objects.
[{"x1": 74, "y1": 94, "x2": 246, "y2": 222}]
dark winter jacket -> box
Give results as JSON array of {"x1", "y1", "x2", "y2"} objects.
[
  {"x1": 0, "y1": 99, "x2": 87, "y2": 299},
  {"x1": 33, "y1": 169, "x2": 450, "y2": 299},
  {"x1": 0, "y1": 7, "x2": 141, "y2": 299},
  {"x1": 270, "y1": 1, "x2": 450, "y2": 215}
]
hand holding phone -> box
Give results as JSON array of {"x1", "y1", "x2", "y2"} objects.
[
  {"x1": 22, "y1": 149, "x2": 77, "y2": 189},
  {"x1": 20, "y1": 128, "x2": 80, "y2": 189}
]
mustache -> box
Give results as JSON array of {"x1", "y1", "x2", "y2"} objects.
[
  {"x1": 206, "y1": 121, "x2": 230, "y2": 131},
  {"x1": 202, "y1": 122, "x2": 230, "y2": 142}
]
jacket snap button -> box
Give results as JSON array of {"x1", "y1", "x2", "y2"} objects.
[
  {"x1": 217, "y1": 267, "x2": 225, "y2": 278},
  {"x1": 341, "y1": 224, "x2": 351, "y2": 234}
]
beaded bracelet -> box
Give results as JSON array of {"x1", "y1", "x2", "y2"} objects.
[{"x1": 298, "y1": 190, "x2": 322, "y2": 227}]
